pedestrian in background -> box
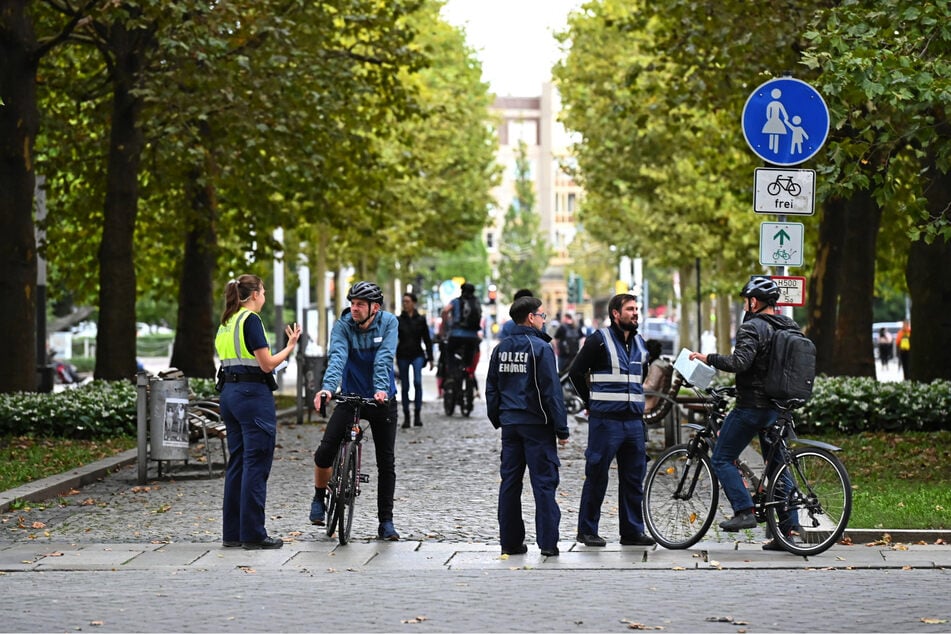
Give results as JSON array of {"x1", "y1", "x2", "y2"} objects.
[
  {"x1": 486, "y1": 296, "x2": 569, "y2": 557},
  {"x1": 553, "y1": 312, "x2": 583, "y2": 373},
  {"x1": 215, "y1": 274, "x2": 301, "y2": 550},
  {"x1": 876, "y1": 327, "x2": 893, "y2": 371},
  {"x1": 567, "y1": 293, "x2": 655, "y2": 548},
  {"x1": 397, "y1": 292, "x2": 433, "y2": 428},
  {"x1": 896, "y1": 320, "x2": 911, "y2": 379}
]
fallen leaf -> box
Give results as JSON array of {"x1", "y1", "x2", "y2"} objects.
[
  {"x1": 90, "y1": 621, "x2": 104, "y2": 626},
  {"x1": 706, "y1": 616, "x2": 734, "y2": 622},
  {"x1": 45, "y1": 552, "x2": 64, "y2": 557},
  {"x1": 237, "y1": 565, "x2": 256, "y2": 574},
  {"x1": 671, "y1": 566, "x2": 686, "y2": 571},
  {"x1": 31, "y1": 521, "x2": 45, "y2": 529},
  {"x1": 400, "y1": 616, "x2": 429, "y2": 624},
  {"x1": 80, "y1": 498, "x2": 96, "y2": 506},
  {"x1": 921, "y1": 618, "x2": 948, "y2": 624}
]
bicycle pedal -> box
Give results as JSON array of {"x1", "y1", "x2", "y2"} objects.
[{"x1": 360, "y1": 474, "x2": 370, "y2": 483}]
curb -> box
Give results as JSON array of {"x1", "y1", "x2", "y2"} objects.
[{"x1": 0, "y1": 449, "x2": 138, "y2": 513}]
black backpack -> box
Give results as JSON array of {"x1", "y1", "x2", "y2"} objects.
[
  {"x1": 458, "y1": 296, "x2": 482, "y2": 331},
  {"x1": 764, "y1": 324, "x2": 817, "y2": 401}
]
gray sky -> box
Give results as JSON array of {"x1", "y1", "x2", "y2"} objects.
[{"x1": 440, "y1": 0, "x2": 582, "y2": 96}]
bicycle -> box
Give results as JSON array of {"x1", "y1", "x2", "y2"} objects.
[
  {"x1": 320, "y1": 393, "x2": 377, "y2": 545},
  {"x1": 560, "y1": 370, "x2": 586, "y2": 415},
  {"x1": 442, "y1": 351, "x2": 474, "y2": 417},
  {"x1": 643, "y1": 384, "x2": 852, "y2": 556}
]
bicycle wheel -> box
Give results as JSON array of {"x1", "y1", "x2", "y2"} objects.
[
  {"x1": 460, "y1": 373, "x2": 474, "y2": 417},
  {"x1": 442, "y1": 378, "x2": 456, "y2": 416},
  {"x1": 765, "y1": 447, "x2": 852, "y2": 557},
  {"x1": 325, "y1": 444, "x2": 346, "y2": 538},
  {"x1": 337, "y1": 442, "x2": 359, "y2": 545},
  {"x1": 643, "y1": 444, "x2": 719, "y2": 549}
]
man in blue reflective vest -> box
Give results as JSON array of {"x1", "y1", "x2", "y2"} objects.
[{"x1": 567, "y1": 293, "x2": 656, "y2": 548}]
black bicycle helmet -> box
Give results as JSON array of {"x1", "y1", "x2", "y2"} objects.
[
  {"x1": 347, "y1": 281, "x2": 384, "y2": 305},
  {"x1": 740, "y1": 277, "x2": 781, "y2": 304}
]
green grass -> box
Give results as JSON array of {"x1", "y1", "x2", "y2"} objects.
[
  {"x1": 816, "y1": 430, "x2": 951, "y2": 530},
  {"x1": 0, "y1": 435, "x2": 137, "y2": 491}
]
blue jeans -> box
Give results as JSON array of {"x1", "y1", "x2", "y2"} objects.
[
  {"x1": 397, "y1": 355, "x2": 425, "y2": 412},
  {"x1": 498, "y1": 424, "x2": 561, "y2": 551},
  {"x1": 711, "y1": 406, "x2": 779, "y2": 515},
  {"x1": 577, "y1": 416, "x2": 647, "y2": 539}
]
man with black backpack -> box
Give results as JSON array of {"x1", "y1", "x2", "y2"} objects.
[
  {"x1": 687, "y1": 277, "x2": 809, "y2": 551},
  {"x1": 441, "y1": 282, "x2": 483, "y2": 386}
]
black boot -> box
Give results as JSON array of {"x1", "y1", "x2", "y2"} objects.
[
  {"x1": 414, "y1": 410, "x2": 422, "y2": 427},
  {"x1": 402, "y1": 410, "x2": 410, "y2": 429}
]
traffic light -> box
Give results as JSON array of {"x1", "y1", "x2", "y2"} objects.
[{"x1": 567, "y1": 274, "x2": 584, "y2": 304}]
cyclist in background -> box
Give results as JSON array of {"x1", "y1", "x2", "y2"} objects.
[
  {"x1": 309, "y1": 281, "x2": 401, "y2": 541},
  {"x1": 441, "y1": 282, "x2": 482, "y2": 385},
  {"x1": 687, "y1": 277, "x2": 802, "y2": 550}
]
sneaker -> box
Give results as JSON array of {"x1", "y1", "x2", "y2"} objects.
[
  {"x1": 540, "y1": 547, "x2": 560, "y2": 556},
  {"x1": 762, "y1": 538, "x2": 785, "y2": 551},
  {"x1": 378, "y1": 520, "x2": 400, "y2": 541},
  {"x1": 222, "y1": 540, "x2": 242, "y2": 548},
  {"x1": 242, "y1": 536, "x2": 284, "y2": 550},
  {"x1": 577, "y1": 533, "x2": 607, "y2": 547},
  {"x1": 309, "y1": 494, "x2": 326, "y2": 526},
  {"x1": 620, "y1": 533, "x2": 655, "y2": 546},
  {"x1": 719, "y1": 511, "x2": 757, "y2": 532},
  {"x1": 501, "y1": 544, "x2": 528, "y2": 555}
]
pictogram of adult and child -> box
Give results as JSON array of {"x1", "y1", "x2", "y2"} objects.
[{"x1": 762, "y1": 88, "x2": 809, "y2": 156}]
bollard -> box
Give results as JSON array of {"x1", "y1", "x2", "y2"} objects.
[{"x1": 136, "y1": 371, "x2": 149, "y2": 484}]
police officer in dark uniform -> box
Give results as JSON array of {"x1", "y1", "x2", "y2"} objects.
[
  {"x1": 215, "y1": 274, "x2": 301, "y2": 549},
  {"x1": 486, "y1": 296, "x2": 569, "y2": 557},
  {"x1": 567, "y1": 293, "x2": 655, "y2": 548}
]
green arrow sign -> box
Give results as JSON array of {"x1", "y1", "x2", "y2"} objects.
[{"x1": 773, "y1": 229, "x2": 791, "y2": 245}]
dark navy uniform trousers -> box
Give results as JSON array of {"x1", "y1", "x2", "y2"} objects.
[
  {"x1": 220, "y1": 381, "x2": 276, "y2": 544},
  {"x1": 577, "y1": 416, "x2": 648, "y2": 539},
  {"x1": 498, "y1": 424, "x2": 561, "y2": 552}
]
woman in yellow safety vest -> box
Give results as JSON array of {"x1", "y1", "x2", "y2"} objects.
[{"x1": 215, "y1": 274, "x2": 301, "y2": 549}]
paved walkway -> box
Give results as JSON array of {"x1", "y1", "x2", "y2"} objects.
[{"x1": 1, "y1": 345, "x2": 948, "y2": 632}]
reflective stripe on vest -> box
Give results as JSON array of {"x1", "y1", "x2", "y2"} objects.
[
  {"x1": 215, "y1": 308, "x2": 263, "y2": 368},
  {"x1": 589, "y1": 327, "x2": 647, "y2": 412}
]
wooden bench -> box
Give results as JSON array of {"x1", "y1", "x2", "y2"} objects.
[{"x1": 187, "y1": 399, "x2": 228, "y2": 475}]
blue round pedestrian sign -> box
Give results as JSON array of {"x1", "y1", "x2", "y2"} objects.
[{"x1": 742, "y1": 77, "x2": 829, "y2": 166}]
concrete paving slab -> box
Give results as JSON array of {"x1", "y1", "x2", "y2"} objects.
[
  {"x1": 124, "y1": 543, "x2": 213, "y2": 568},
  {"x1": 34, "y1": 544, "x2": 147, "y2": 570},
  {"x1": 190, "y1": 545, "x2": 297, "y2": 569}
]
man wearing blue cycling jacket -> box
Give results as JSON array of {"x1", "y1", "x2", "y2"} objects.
[
  {"x1": 309, "y1": 281, "x2": 401, "y2": 541},
  {"x1": 687, "y1": 276, "x2": 802, "y2": 551},
  {"x1": 487, "y1": 296, "x2": 569, "y2": 557}
]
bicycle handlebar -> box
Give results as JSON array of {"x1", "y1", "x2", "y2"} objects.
[{"x1": 318, "y1": 392, "x2": 380, "y2": 418}]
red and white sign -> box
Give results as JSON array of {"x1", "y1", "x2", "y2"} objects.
[{"x1": 771, "y1": 275, "x2": 806, "y2": 306}]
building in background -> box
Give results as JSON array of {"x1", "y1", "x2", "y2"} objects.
[{"x1": 486, "y1": 83, "x2": 585, "y2": 323}]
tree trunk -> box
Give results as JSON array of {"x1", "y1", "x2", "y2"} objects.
[
  {"x1": 171, "y1": 170, "x2": 218, "y2": 378},
  {"x1": 170, "y1": 129, "x2": 218, "y2": 378},
  {"x1": 906, "y1": 125, "x2": 951, "y2": 382},
  {"x1": 807, "y1": 196, "x2": 846, "y2": 375},
  {"x1": 0, "y1": 1, "x2": 39, "y2": 393},
  {"x1": 830, "y1": 187, "x2": 880, "y2": 377},
  {"x1": 95, "y1": 25, "x2": 147, "y2": 381}
]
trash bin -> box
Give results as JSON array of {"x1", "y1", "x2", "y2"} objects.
[{"x1": 149, "y1": 377, "x2": 190, "y2": 462}]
